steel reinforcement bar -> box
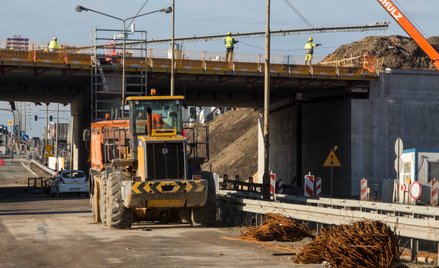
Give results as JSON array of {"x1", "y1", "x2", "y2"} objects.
[{"x1": 217, "y1": 192, "x2": 439, "y2": 241}]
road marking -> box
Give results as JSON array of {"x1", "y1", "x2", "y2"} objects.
[
  {"x1": 106, "y1": 258, "x2": 122, "y2": 264},
  {"x1": 21, "y1": 162, "x2": 39, "y2": 177}
]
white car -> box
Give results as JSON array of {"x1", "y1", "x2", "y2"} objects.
[{"x1": 49, "y1": 170, "x2": 89, "y2": 197}]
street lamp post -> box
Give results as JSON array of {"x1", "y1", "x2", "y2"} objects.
[
  {"x1": 75, "y1": 5, "x2": 172, "y2": 109},
  {"x1": 262, "y1": 0, "x2": 271, "y2": 200},
  {"x1": 170, "y1": 0, "x2": 175, "y2": 96}
]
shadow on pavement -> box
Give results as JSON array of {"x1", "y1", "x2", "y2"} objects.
[
  {"x1": 0, "y1": 209, "x2": 91, "y2": 216},
  {"x1": 0, "y1": 186, "x2": 89, "y2": 203}
]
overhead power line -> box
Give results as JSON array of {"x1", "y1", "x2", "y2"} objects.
[
  {"x1": 283, "y1": 0, "x2": 314, "y2": 28},
  {"x1": 125, "y1": 0, "x2": 150, "y2": 31}
]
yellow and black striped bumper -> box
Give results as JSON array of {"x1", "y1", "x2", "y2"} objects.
[{"x1": 122, "y1": 180, "x2": 208, "y2": 208}]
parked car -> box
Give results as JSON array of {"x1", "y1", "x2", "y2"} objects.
[{"x1": 49, "y1": 170, "x2": 89, "y2": 197}]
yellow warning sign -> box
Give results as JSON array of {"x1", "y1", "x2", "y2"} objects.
[
  {"x1": 44, "y1": 145, "x2": 54, "y2": 158},
  {"x1": 7, "y1": 120, "x2": 13, "y2": 127},
  {"x1": 323, "y1": 149, "x2": 341, "y2": 167}
]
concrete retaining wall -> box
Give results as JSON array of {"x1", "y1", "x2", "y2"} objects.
[
  {"x1": 351, "y1": 69, "x2": 439, "y2": 196},
  {"x1": 269, "y1": 69, "x2": 439, "y2": 198}
]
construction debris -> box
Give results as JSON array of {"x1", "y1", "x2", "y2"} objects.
[
  {"x1": 296, "y1": 220, "x2": 401, "y2": 268},
  {"x1": 240, "y1": 213, "x2": 313, "y2": 242}
]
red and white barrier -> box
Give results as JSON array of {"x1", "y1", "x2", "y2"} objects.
[
  {"x1": 269, "y1": 172, "x2": 276, "y2": 196},
  {"x1": 431, "y1": 179, "x2": 438, "y2": 207},
  {"x1": 315, "y1": 177, "x2": 322, "y2": 197},
  {"x1": 360, "y1": 178, "x2": 368, "y2": 201},
  {"x1": 304, "y1": 173, "x2": 315, "y2": 198}
]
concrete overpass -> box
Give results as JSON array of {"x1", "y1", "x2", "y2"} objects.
[{"x1": 4, "y1": 48, "x2": 424, "y2": 197}]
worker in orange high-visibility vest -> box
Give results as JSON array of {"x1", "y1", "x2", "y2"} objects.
[{"x1": 224, "y1": 32, "x2": 238, "y2": 63}]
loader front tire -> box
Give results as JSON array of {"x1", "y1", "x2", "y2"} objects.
[{"x1": 193, "y1": 171, "x2": 217, "y2": 227}]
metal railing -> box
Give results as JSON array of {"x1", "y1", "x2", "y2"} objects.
[
  {"x1": 0, "y1": 40, "x2": 323, "y2": 65},
  {"x1": 0, "y1": 45, "x2": 378, "y2": 80},
  {"x1": 217, "y1": 191, "x2": 439, "y2": 242}
]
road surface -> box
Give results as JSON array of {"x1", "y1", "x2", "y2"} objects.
[{"x1": 0, "y1": 160, "x2": 320, "y2": 268}]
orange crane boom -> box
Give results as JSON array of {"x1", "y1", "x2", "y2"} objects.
[{"x1": 377, "y1": 0, "x2": 439, "y2": 70}]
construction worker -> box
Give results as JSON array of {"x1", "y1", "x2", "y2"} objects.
[
  {"x1": 224, "y1": 32, "x2": 238, "y2": 63},
  {"x1": 304, "y1": 37, "x2": 321, "y2": 65},
  {"x1": 48, "y1": 37, "x2": 59, "y2": 52}
]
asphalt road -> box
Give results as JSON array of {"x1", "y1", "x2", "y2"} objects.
[{"x1": 0, "y1": 160, "x2": 322, "y2": 268}]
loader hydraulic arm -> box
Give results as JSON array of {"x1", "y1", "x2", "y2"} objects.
[{"x1": 377, "y1": 0, "x2": 439, "y2": 70}]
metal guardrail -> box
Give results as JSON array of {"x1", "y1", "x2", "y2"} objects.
[
  {"x1": 307, "y1": 197, "x2": 439, "y2": 219},
  {"x1": 217, "y1": 191, "x2": 439, "y2": 242}
]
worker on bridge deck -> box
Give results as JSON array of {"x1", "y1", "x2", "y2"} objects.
[
  {"x1": 304, "y1": 37, "x2": 321, "y2": 65},
  {"x1": 224, "y1": 32, "x2": 238, "y2": 63},
  {"x1": 48, "y1": 37, "x2": 59, "y2": 52}
]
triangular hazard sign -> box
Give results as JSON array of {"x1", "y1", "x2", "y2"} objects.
[{"x1": 323, "y1": 149, "x2": 341, "y2": 167}]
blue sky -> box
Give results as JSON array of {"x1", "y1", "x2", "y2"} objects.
[
  {"x1": 1, "y1": 0, "x2": 438, "y2": 137},
  {"x1": 2, "y1": 0, "x2": 438, "y2": 57}
]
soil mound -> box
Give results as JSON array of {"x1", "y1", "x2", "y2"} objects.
[
  {"x1": 321, "y1": 35, "x2": 439, "y2": 70},
  {"x1": 202, "y1": 108, "x2": 258, "y2": 179}
]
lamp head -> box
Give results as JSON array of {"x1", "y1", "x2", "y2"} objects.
[
  {"x1": 163, "y1": 6, "x2": 172, "y2": 14},
  {"x1": 75, "y1": 5, "x2": 88, "y2": 12}
]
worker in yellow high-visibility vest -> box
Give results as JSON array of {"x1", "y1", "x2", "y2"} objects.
[
  {"x1": 224, "y1": 32, "x2": 238, "y2": 63},
  {"x1": 48, "y1": 37, "x2": 59, "y2": 52},
  {"x1": 304, "y1": 37, "x2": 321, "y2": 65}
]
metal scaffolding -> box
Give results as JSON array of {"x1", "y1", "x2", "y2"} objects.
[{"x1": 90, "y1": 28, "x2": 148, "y2": 121}]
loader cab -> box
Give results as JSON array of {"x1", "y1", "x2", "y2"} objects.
[
  {"x1": 126, "y1": 96, "x2": 187, "y2": 181},
  {"x1": 127, "y1": 96, "x2": 184, "y2": 138}
]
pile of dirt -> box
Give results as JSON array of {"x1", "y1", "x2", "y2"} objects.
[
  {"x1": 202, "y1": 108, "x2": 259, "y2": 179},
  {"x1": 321, "y1": 35, "x2": 439, "y2": 70}
]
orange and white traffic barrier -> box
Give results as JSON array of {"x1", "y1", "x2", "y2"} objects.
[
  {"x1": 304, "y1": 173, "x2": 314, "y2": 198},
  {"x1": 315, "y1": 177, "x2": 322, "y2": 197},
  {"x1": 431, "y1": 179, "x2": 438, "y2": 207},
  {"x1": 360, "y1": 177, "x2": 368, "y2": 201}
]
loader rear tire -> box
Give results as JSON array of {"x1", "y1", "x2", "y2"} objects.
[
  {"x1": 91, "y1": 176, "x2": 100, "y2": 223},
  {"x1": 107, "y1": 171, "x2": 133, "y2": 229},
  {"x1": 193, "y1": 171, "x2": 217, "y2": 227},
  {"x1": 99, "y1": 176, "x2": 107, "y2": 226}
]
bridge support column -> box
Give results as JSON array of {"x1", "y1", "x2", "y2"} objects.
[{"x1": 71, "y1": 94, "x2": 88, "y2": 171}]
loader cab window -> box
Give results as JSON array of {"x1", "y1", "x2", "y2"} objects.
[{"x1": 130, "y1": 100, "x2": 183, "y2": 135}]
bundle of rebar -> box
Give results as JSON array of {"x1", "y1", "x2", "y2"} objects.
[
  {"x1": 240, "y1": 213, "x2": 313, "y2": 242},
  {"x1": 296, "y1": 220, "x2": 400, "y2": 268}
]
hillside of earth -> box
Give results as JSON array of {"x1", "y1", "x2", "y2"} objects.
[
  {"x1": 202, "y1": 108, "x2": 259, "y2": 180},
  {"x1": 321, "y1": 35, "x2": 439, "y2": 70}
]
